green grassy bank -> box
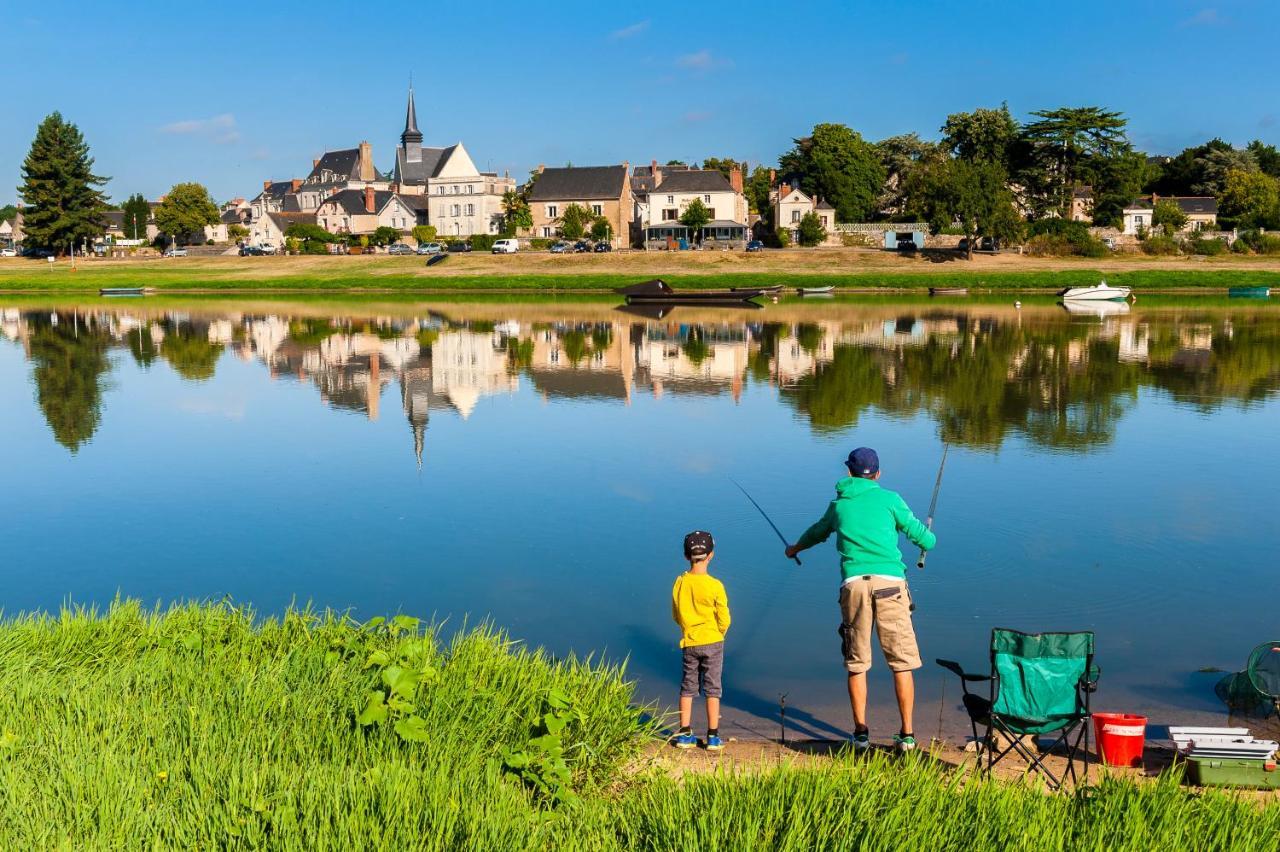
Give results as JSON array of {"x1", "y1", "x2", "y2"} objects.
[
  {"x1": 0, "y1": 601, "x2": 1275, "y2": 849},
  {"x1": 0, "y1": 266, "x2": 1277, "y2": 293}
]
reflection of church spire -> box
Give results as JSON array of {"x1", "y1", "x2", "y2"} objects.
[{"x1": 401, "y1": 366, "x2": 432, "y2": 471}]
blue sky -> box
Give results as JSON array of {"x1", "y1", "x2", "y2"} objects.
[{"x1": 2, "y1": 0, "x2": 1277, "y2": 206}]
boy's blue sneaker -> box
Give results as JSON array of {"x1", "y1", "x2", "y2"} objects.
[
  {"x1": 705, "y1": 734, "x2": 725, "y2": 752},
  {"x1": 674, "y1": 732, "x2": 697, "y2": 750},
  {"x1": 894, "y1": 733, "x2": 917, "y2": 754},
  {"x1": 850, "y1": 729, "x2": 871, "y2": 753}
]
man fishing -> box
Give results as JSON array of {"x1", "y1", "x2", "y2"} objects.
[{"x1": 785, "y1": 447, "x2": 936, "y2": 754}]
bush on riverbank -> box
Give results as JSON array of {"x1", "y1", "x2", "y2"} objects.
[{"x1": 0, "y1": 601, "x2": 1276, "y2": 849}]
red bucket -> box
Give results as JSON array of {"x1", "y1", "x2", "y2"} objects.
[{"x1": 1093, "y1": 712, "x2": 1147, "y2": 767}]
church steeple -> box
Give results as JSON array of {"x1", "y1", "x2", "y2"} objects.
[{"x1": 401, "y1": 85, "x2": 423, "y2": 163}]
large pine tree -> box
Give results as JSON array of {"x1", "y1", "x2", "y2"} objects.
[{"x1": 18, "y1": 112, "x2": 109, "y2": 255}]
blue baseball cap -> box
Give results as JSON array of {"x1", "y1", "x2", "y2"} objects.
[{"x1": 845, "y1": 447, "x2": 879, "y2": 478}]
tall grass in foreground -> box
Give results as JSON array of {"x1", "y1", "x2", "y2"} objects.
[{"x1": 0, "y1": 600, "x2": 1274, "y2": 850}]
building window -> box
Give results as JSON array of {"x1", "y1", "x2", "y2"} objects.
[
  {"x1": 1135, "y1": 215, "x2": 1144, "y2": 227},
  {"x1": 704, "y1": 195, "x2": 711, "y2": 204},
  {"x1": 437, "y1": 186, "x2": 445, "y2": 195},
  {"x1": 592, "y1": 204, "x2": 602, "y2": 215},
  {"x1": 662, "y1": 208, "x2": 678, "y2": 221},
  {"x1": 820, "y1": 216, "x2": 828, "y2": 227},
  {"x1": 667, "y1": 195, "x2": 674, "y2": 204},
  {"x1": 465, "y1": 204, "x2": 475, "y2": 216},
  {"x1": 466, "y1": 185, "x2": 473, "y2": 194},
  {"x1": 791, "y1": 210, "x2": 800, "y2": 223},
  {"x1": 706, "y1": 209, "x2": 715, "y2": 219},
  {"x1": 342, "y1": 217, "x2": 349, "y2": 229},
  {"x1": 451, "y1": 185, "x2": 458, "y2": 194},
  {"x1": 547, "y1": 205, "x2": 558, "y2": 218},
  {"x1": 542, "y1": 227, "x2": 552, "y2": 238},
  {"x1": 451, "y1": 204, "x2": 460, "y2": 216}
]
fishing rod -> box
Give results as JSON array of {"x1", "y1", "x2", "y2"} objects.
[
  {"x1": 731, "y1": 479, "x2": 801, "y2": 566},
  {"x1": 917, "y1": 445, "x2": 949, "y2": 569}
]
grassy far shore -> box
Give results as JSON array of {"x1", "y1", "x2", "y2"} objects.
[
  {"x1": 2, "y1": 250, "x2": 1280, "y2": 292},
  {"x1": 0, "y1": 601, "x2": 1274, "y2": 850}
]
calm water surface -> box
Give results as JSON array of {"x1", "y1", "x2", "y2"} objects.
[{"x1": 2, "y1": 294, "x2": 1277, "y2": 739}]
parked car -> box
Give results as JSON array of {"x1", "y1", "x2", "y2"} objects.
[
  {"x1": 446, "y1": 241, "x2": 471, "y2": 253},
  {"x1": 240, "y1": 246, "x2": 266, "y2": 256},
  {"x1": 416, "y1": 242, "x2": 444, "y2": 255},
  {"x1": 549, "y1": 242, "x2": 569, "y2": 254},
  {"x1": 163, "y1": 247, "x2": 188, "y2": 258},
  {"x1": 572, "y1": 240, "x2": 591, "y2": 253},
  {"x1": 0, "y1": 248, "x2": 16, "y2": 257},
  {"x1": 387, "y1": 243, "x2": 414, "y2": 255},
  {"x1": 21, "y1": 248, "x2": 53, "y2": 258},
  {"x1": 745, "y1": 240, "x2": 764, "y2": 252},
  {"x1": 492, "y1": 238, "x2": 519, "y2": 254},
  {"x1": 593, "y1": 242, "x2": 612, "y2": 253},
  {"x1": 979, "y1": 236, "x2": 1001, "y2": 252}
]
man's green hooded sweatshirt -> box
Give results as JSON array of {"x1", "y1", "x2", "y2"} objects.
[{"x1": 795, "y1": 476, "x2": 936, "y2": 581}]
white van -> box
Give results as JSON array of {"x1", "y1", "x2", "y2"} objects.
[{"x1": 492, "y1": 239, "x2": 519, "y2": 254}]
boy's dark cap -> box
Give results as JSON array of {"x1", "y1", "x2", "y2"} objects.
[
  {"x1": 683, "y1": 530, "x2": 714, "y2": 559},
  {"x1": 845, "y1": 447, "x2": 879, "y2": 477}
]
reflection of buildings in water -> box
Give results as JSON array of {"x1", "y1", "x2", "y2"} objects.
[
  {"x1": 526, "y1": 321, "x2": 634, "y2": 402},
  {"x1": 431, "y1": 330, "x2": 518, "y2": 419},
  {"x1": 401, "y1": 364, "x2": 431, "y2": 470},
  {"x1": 636, "y1": 324, "x2": 750, "y2": 401},
  {"x1": 1118, "y1": 322, "x2": 1150, "y2": 363}
]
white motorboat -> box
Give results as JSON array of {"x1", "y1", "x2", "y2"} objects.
[{"x1": 1060, "y1": 280, "x2": 1131, "y2": 302}]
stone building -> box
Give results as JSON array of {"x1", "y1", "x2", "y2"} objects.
[{"x1": 526, "y1": 164, "x2": 632, "y2": 247}]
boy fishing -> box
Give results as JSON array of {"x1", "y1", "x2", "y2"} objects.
[
  {"x1": 671, "y1": 530, "x2": 730, "y2": 751},
  {"x1": 785, "y1": 448, "x2": 935, "y2": 754}
]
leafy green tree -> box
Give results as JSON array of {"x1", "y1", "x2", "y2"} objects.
[
  {"x1": 701, "y1": 158, "x2": 745, "y2": 180},
  {"x1": 589, "y1": 216, "x2": 612, "y2": 242},
  {"x1": 875, "y1": 133, "x2": 942, "y2": 218},
  {"x1": 153, "y1": 183, "x2": 219, "y2": 244},
  {"x1": 27, "y1": 313, "x2": 112, "y2": 451},
  {"x1": 227, "y1": 223, "x2": 248, "y2": 241},
  {"x1": 776, "y1": 227, "x2": 792, "y2": 247},
  {"x1": 941, "y1": 105, "x2": 1020, "y2": 167},
  {"x1": 120, "y1": 194, "x2": 151, "y2": 240},
  {"x1": 797, "y1": 211, "x2": 826, "y2": 246},
  {"x1": 1246, "y1": 140, "x2": 1280, "y2": 178},
  {"x1": 559, "y1": 204, "x2": 592, "y2": 240},
  {"x1": 743, "y1": 165, "x2": 773, "y2": 219},
  {"x1": 411, "y1": 224, "x2": 437, "y2": 244},
  {"x1": 18, "y1": 112, "x2": 109, "y2": 254},
  {"x1": 1220, "y1": 169, "x2": 1280, "y2": 229},
  {"x1": 0, "y1": 204, "x2": 16, "y2": 223},
  {"x1": 1019, "y1": 106, "x2": 1131, "y2": 217},
  {"x1": 370, "y1": 226, "x2": 401, "y2": 246},
  {"x1": 1191, "y1": 147, "x2": 1258, "y2": 197},
  {"x1": 1090, "y1": 150, "x2": 1157, "y2": 228},
  {"x1": 778, "y1": 123, "x2": 885, "y2": 223},
  {"x1": 1152, "y1": 199, "x2": 1188, "y2": 235},
  {"x1": 501, "y1": 190, "x2": 532, "y2": 232},
  {"x1": 1149, "y1": 139, "x2": 1256, "y2": 197},
  {"x1": 679, "y1": 198, "x2": 711, "y2": 242},
  {"x1": 912, "y1": 159, "x2": 1022, "y2": 259},
  {"x1": 285, "y1": 223, "x2": 338, "y2": 244},
  {"x1": 665, "y1": 159, "x2": 687, "y2": 167}
]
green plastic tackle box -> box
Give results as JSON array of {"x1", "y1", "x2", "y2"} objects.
[{"x1": 1186, "y1": 756, "x2": 1280, "y2": 789}]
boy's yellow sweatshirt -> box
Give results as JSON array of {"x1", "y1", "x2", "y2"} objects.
[{"x1": 671, "y1": 572, "x2": 731, "y2": 648}]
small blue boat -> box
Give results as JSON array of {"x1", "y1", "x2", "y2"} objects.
[{"x1": 1228, "y1": 286, "x2": 1270, "y2": 298}]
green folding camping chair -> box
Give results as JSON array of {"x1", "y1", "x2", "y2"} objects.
[{"x1": 938, "y1": 629, "x2": 1099, "y2": 790}]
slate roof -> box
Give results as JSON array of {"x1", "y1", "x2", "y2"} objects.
[
  {"x1": 319, "y1": 189, "x2": 410, "y2": 216},
  {"x1": 527, "y1": 165, "x2": 628, "y2": 201},
  {"x1": 393, "y1": 144, "x2": 458, "y2": 186},
  {"x1": 254, "y1": 181, "x2": 294, "y2": 203},
  {"x1": 103, "y1": 211, "x2": 125, "y2": 230},
  {"x1": 654, "y1": 170, "x2": 733, "y2": 194},
  {"x1": 1175, "y1": 197, "x2": 1218, "y2": 215},
  {"x1": 815, "y1": 199, "x2": 834, "y2": 210},
  {"x1": 281, "y1": 194, "x2": 303, "y2": 213},
  {"x1": 307, "y1": 148, "x2": 385, "y2": 184},
  {"x1": 267, "y1": 212, "x2": 315, "y2": 232},
  {"x1": 221, "y1": 209, "x2": 245, "y2": 224}
]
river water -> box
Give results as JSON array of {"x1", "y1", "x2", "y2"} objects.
[{"x1": 1, "y1": 294, "x2": 1277, "y2": 741}]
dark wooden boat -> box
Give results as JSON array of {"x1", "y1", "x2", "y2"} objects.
[
  {"x1": 100, "y1": 287, "x2": 146, "y2": 297},
  {"x1": 929, "y1": 287, "x2": 969, "y2": 296},
  {"x1": 616, "y1": 279, "x2": 765, "y2": 305},
  {"x1": 426, "y1": 254, "x2": 449, "y2": 267}
]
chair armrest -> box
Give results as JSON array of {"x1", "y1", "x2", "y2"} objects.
[
  {"x1": 1079, "y1": 663, "x2": 1101, "y2": 693},
  {"x1": 936, "y1": 659, "x2": 991, "y2": 682}
]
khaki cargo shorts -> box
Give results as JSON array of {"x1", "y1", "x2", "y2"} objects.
[{"x1": 837, "y1": 577, "x2": 921, "y2": 674}]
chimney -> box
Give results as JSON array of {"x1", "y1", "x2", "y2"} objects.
[
  {"x1": 537, "y1": 163, "x2": 546, "y2": 174},
  {"x1": 313, "y1": 158, "x2": 320, "y2": 169},
  {"x1": 364, "y1": 186, "x2": 376, "y2": 214},
  {"x1": 263, "y1": 180, "x2": 272, "y2": 190},
  {"x1": 780, "y1": 182, "x2": 790, "y2": 197},
  {"x1": 770, "y1": 169, "x2": 777, "y2": 187},
  {"x1": 730, "y1": 167, "x2": 743, "y2": 193},
  {"x1": 290, "y1": 179, "x2": 301, "y2": 193},
  {"x1": 358, "y1": 141, "x2": 374, "y2": 181}
]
